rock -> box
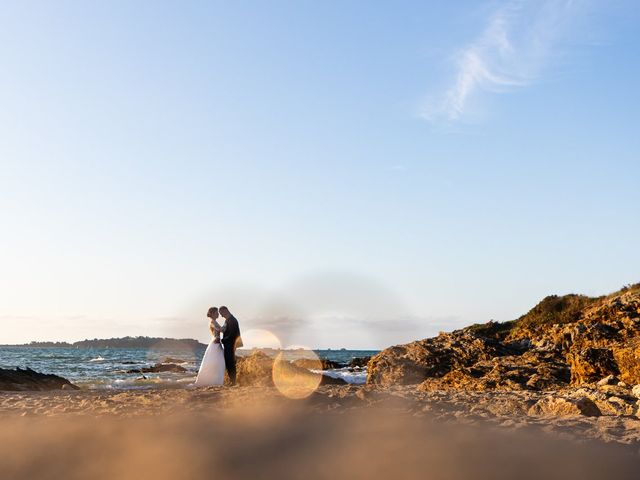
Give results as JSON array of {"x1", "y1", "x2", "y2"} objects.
[
  {"x1": 162, "y1": 357, "x2": 186, "y2": 364},
  {"x1": 348, "y1": 357, "x2": 371, "y2": 369},
  {"x1": 367, "y1": 343, "x2": 434, "y2": 385},
  {"x1": 594, "y1": 383, "x2": 631, "y2": 397},
  {"x1": 567, "y1": 348, "x2": 618, "y2": 385},
  {"x1": 597, "y1": 374, "x2": 619, "y2": 386},
  {"x1": 324, "y1": 359, "x2": 347, "y2": 369},
  {"x1": 151, "y1": 363, "x2": 187, "y2": 373},
  {"x1": 372, "y1": 333, "x2": 568, "y2": 391},
  {"x1": 319, "y1": 374, "x2": 348, "y2": 385},
  {"x1": 0, "y1": 368, "x2": 80, "y2": 391},
  {"x1": 612, "y1": 342, "x2": 640, "y2": 385},
  {"x1": 235, "y1": 352, "x2": 347, "y2": 387},
  {"x1": 525, "y1": 368, "x2": 566, "y2": 391},
  {"x1": 602, "y1": 396, "x2": 636, "y2": 416},
  {"x1": 574, "y1": 387, "x2": 637, "y2": 416},
  {"x1": 528, "y1": 396, "x2": 601, "y2": 417},
  {"x1": 367, "y1": 331, "x2": 516, "y2": 386},
  {"x1": 631, "y1": 385, "x2": 640, "y2": 399},
  {"x1": 235, "y1": 352, "x2": 274, "y2": 386},
  {"x1": 126, "y1": 363, "x2": 187, "y2": 374},
  {"x1": 291, "y1": 358, "x2": 344, "y2": 371}
]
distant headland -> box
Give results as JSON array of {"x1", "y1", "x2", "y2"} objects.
[{"x1": 1, "y1": 336, "x2": 207, "y2": 349}]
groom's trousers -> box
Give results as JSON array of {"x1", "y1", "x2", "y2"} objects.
[{"x1": 223, "y1": 344, "x2": 237, "y2": 385}]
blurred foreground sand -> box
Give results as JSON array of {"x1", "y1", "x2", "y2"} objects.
[{"x1": 1, "y1": 386, "x2": 639, "y2": 479}]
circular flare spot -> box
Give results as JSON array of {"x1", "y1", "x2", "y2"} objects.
[{"x1": 272, "y1": 348, "x2": 322, "y2": 399}]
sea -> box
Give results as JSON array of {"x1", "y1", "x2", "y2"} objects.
[{"x1": 0, "y1": 346, "x2": 379, "y2": 390}]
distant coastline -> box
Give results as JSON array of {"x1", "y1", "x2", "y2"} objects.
[
  {"x1": 0, "y1": 336, "x2": 207, "y2": 349},
  {"x1": 0, "y1": 337, "x2": 375, "y2": 352}
]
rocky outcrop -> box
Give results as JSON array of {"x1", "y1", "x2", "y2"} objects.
[
  {"x1": 417, "y1": 350, "x2": 569, "y2": 392},
  {"x1": 0, "y1": 368, "x2": 80, "y2": 391},
  {"x1": 367, "y1": 332, "x2": 518, "y2": 386},
  {"x1": 612, "y1": 341, "x2": 640, "y2": 385},
  {"x1": 235, "y1": 352, "x2": 275, "y2": 386},
  {"x1": 567, "y1": 348, "x2": 618, "y2": 384},
  {"x1": 368, "y1": 284, "x2": 640, "y2": 392}
]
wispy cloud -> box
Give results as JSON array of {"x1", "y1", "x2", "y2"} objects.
[{"x1": 421, "y1": 0, "x2": 585, "y2": 124}]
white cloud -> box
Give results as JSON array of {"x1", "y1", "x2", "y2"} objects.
[{"x1": 421, "y1": 0, "x2": 585, "y2": 124}]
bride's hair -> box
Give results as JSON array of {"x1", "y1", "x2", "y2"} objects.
[{"x1": 207, "y1": 307, "x2": 218, "y2": 318}]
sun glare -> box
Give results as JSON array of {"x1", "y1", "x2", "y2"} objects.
[{"x1": 240, "y1": 329, "x2": 282, "y2": 350}]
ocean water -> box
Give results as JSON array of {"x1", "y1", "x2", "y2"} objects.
[{"x1": 0, "y1": 346, "x2": 378, "y2": 390}]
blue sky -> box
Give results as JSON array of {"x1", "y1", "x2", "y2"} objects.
[{"x1": 1, "y1": 1, "x2": 639, "y2": 348}]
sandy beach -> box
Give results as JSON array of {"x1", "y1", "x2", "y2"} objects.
[{"x1": 1, "y1": 385, "x2": 639, "y2": 480}]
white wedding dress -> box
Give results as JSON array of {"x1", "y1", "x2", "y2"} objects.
[{"x1": 194, "y1": 321, "x2": 225, "y2": 386}]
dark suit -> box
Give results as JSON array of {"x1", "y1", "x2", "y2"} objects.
[{"x1": 221, "y1": 315, "x2": 241, "y2": 384}]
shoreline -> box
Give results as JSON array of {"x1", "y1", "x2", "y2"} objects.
[{"x1": 0, "y1": 347, "x2": 375, "y2": 389}]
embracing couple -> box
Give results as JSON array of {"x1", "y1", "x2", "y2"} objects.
[{"x1": 194, "y1": 306, "x2": 242, "y2": 387}]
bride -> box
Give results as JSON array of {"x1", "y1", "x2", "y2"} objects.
[{"x1": 194, "y1": 307, "x2": 225, "y2": 386}]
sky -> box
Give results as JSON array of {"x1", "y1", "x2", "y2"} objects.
[{"x1": 1, "y1": 0, "x2": 639, "y2": 349}]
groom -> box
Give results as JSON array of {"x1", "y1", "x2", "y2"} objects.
[{"x1": 219, "y1": 306, "x2": 241, "y2": 385}]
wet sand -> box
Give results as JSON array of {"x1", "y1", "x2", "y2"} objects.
[{"x1": 1, "y1": 386, "x2": 639, "y2": 479}]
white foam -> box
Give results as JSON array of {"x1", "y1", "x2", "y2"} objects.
[
  {"x1": 89, "y1": 356, "x2": 106, "y2": 362},
  {"x1": 317, "y1": 368, "x2": 367, "y2": 385},
  {"x1": 106, "y1": 376, "x2": 193, "y2": 390}
]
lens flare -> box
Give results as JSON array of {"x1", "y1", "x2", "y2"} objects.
[
  {"x1": 239, "y1": 329, "x2": 282, "y2": 350},
  {"x1": 272, "y1": 347, "x2": 322, "y2": 399}
]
